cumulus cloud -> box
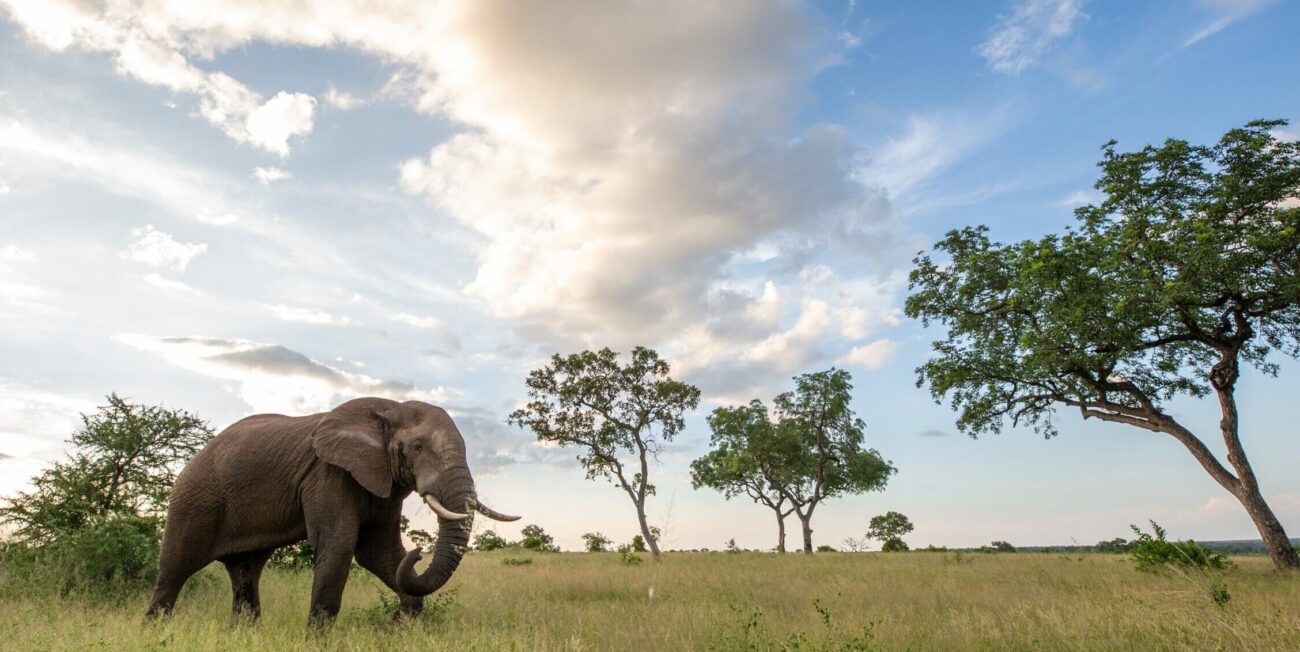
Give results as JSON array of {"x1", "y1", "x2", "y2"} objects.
[
  {"x1": 1, "y1": 1, "x2": 317, "y2": 155},
  {"x1": 122, "y1": 225, "x2": 207, "y2": 271},
  {"x1": 5, "y1": 0, "x2": 920, "y2": 396},
  {"x1": 2, "y1": 244, "x2": 35, "y2": 263},
  {"x1": 252, "y1": 166, "x2": 291, "y2": 185},
  {"x1": 264, "y1": 304, "x2": 352, "y2": 326},
  {"x1": 977, "y1": 0, "x2": 1086, "y2": 74},
  {"x1": 841, "y1": 339, "x2": 899, "y2": 370},
  {"x1": 323, "y1": 86, "x2": 362, "y2": 110},
  {"x1": 115, "y1": 334, "x2": 451, "y2": 415}
]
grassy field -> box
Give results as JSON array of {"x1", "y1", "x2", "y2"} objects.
[{"x1": 1, "y1": 551, "x2": 1297, "y2": 650}]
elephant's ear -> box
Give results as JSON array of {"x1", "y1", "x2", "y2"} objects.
[{"x1": 311, "y1": 404, "x2": 393, "y2": 498}]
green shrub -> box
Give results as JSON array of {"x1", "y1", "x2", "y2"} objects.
[
  {"x1": 268, "y1": 540, "x2": 314, "y2": 569},
  {"x1": 581, "y1": 532, "x2": 611, "y2": 553},
  {"x1": 619, "y1": 549, "x2": 644, "y2": 565},
  {"x1": 501, "y1": 557, "x2": 533, "y2": 566},
  {"x1": 881, "y1": 538, "x2": 909, "y2": 552},
  {"x1": 473, "y1": 529, "x2": 509, "y2": 552},
  {"x1": 815, "y1": 545, "x2": 837, "y2": 553},
  {"x1": 1128, "y1": 521, "x2": 1229, "y2": 571},
  {"x1": 630, "y1": 534, "x2": 647, "y2": 553}
]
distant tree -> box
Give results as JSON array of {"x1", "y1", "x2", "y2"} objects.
[
  {"x1": 520, "y1": 524, "x2": 559, "y2": 552},
  {"x1": 630, "y1": 534, "x2": 647, "y2": 553},
  {"x1": 473, "y1": 529, "x2": 509, "y2": 552},
  {"x1": 690, "y1": 400, "x2": 799, "y2": 552},
  {"x1": 989, "y1": 540, "x2": 1017, "y2": 553},
  {"x1": 866, "y1": 511, "x2": 914, "y2": 553},
  {"x1": 841, "y1": 536, "x2": 870, "y2": 552},
  {"x1": 582, "y1": 532, "x2": 612, "y2": 553},
  {"x1": 906, "y1": 120, "x2": 1300, "y2": 570},
  {"x1": 510, "y1": 347, "x2": 700, "y2": 559},
  {"x1": 1096, "y1": 537, "x2": 1133, "y2": 553}
]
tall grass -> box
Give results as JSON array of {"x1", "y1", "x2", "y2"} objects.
[{"x1": 1, "y1": 552, "x2": 1296, "y2": 650}]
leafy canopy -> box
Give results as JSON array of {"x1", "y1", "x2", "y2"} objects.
[
  {"x1": 509, "y1": 346, "x2": 700, "y2": 491},
  {"x1": 0, "y1": 393, "x2": 212, "y2": 545},
  {"x1": 866, "y1": 511, "x2": 914, "y2": 542},
  {"x1": 689, "y1": 400, "x2": 802, "y2": 508},
  {"x1": 905, "y1": 120, "x2": 1300, "y2": 437}
]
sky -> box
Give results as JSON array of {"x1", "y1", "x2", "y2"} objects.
[{"x1": 1, "y1": 0, "x2": 1297, "y2": 552}]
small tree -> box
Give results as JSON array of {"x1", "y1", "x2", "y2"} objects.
[
  {"x1": 989, "y1": 540, "x2": 1017, "y2": 553},
  {"x1": 906, "y1": 120, "x2": 1300, "y2": 570},
  {"x1": 690, "y1": 400, "x2": 798, "y2": 553},
  {"x1": 473, "y1": 529, "x2": 509, "y2": 552},
  {"x1": 867, "y1": 511, "x2": 914, "y2": 552},
  {"x1": 0, "y1": 394, "x2": 212, "y2": 588},
  {"x1": 519, "y1": 524, "x2": 559, "y2": 552},
  {"x1": 776, "y1": 369, "x2": 896, "y2": 553},
  {"x1": 510, "y1": 347, "x2": 700, "y2": 558},
  {"x1": 582, "y1": 532, "x2": 612, "y2": 552},
  {"x1": 630, "y1": 534, "x2": 647, "y2": 553}
]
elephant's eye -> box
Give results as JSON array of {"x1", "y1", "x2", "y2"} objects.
[{"x1": 412, "y1": 442, "x2": 423, "y2": 452}]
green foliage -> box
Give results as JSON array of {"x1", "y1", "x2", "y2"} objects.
[
  {"x1": 618, "y1": 549, "x2": 644, "y2": 565},
  {"x1": 630, "y1": 534, "x2": 647, "y2": 553},
  {"x1": 989, "y1": 540, "x2": 1017, "y2": 553},
  {"x1": 1128, "y1": 521, "x2": 1229, "y2": 571},
  {"x1": 881, "y1": 538, "x2": 909, "y2": 552},
  {"x1": 0, "y1": 394, "x2": 211, "y2": 593},
  {"x1": 867, "y1": 511, "x2": 914, "y2": 543},
  {"x1": 519, "y1": 524, "x2": 559, "y2": 552},
  {"x1": 815, "y1": 545, "x2": 837, "y2": 553},
  {"x1": 0, "y1": 394, "x2": 212, "y2": 544},
  {"x1": 725, "y1": 538, "x2": 741, "y2": 553},
  {"x1": 906, "y1": 120, "x2": 1300, "y2": 439},
  {"x1": 581, "y1": 531, "x2": 612, "y2": 552},
  {"x1": 473, "y1": 529, "x2": 509, "y2": 552},
  {"x1": 501, "y1": 557, "x2": 533, "y2": 566},
  {"x1": 509, "y1": 346, "x2": 700, "y2": 558},
  {"x1": 1096, "y1": 537, "x2": 1134, "y2": 553},
  {"x1": 269, "y1": 540, "x2": 315, "y2": 569}
]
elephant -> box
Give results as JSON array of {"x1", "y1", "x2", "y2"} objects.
[{"x1": 144, "y1": 397, "x2": 518, "y2": 623}]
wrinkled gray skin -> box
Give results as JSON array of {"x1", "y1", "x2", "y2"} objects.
[{"x1": 145, "y1": 397, "x2": 510, "y2": 624}]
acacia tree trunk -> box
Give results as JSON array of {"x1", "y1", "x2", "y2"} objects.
[
  {"x1": 634, "y1": 500, "x2": 661, "y2": 558},
  {"x1": 773, "y1": 510, "x2": 786, "y2": 553},
  {"x1": 798, "y1": 513, "x2": 814, "y2": 553},
  {"x1": 1235, "y1": 484, "x2": 1300, "y2": 569}
]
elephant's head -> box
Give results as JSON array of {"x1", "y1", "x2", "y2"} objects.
[{"x1": 311, "y1": 397, "x2": 519, "y2": 596}]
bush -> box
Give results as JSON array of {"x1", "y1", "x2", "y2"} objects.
[
  {"x1": 1128, "y1": 521, "x2": 1229, "y2": 571},
  {"x1": 881, "y1": 538, "x2": 909, "y2": 552},
  {"x1": 473, "y1": 529, "x2": 509, "y2": 552},
  {"x1": 988, "y1": 540, "x2": 1016, "y2": 553},
  {"x1": 815, "y1": 545, "x2": 837, "y2": 553},
  {"x1": 501, "y1": 557, "x2": 533, "y2": 566},
  {"x1": 630, "y1": 534, "x2": 647, "y2": 553},
  {"x1": 1096, "y1": 537, "x2": 1133, "y2": 553},
  {"x1": 520, "y1": 524, "x2": 559, "y2": 552},
  {"x1": 269, "y1": 540, "x2": 314, "y2": 569},
  {"x1": 619, "y1": 549, "x2": 644, "y2": 565},
  {"x1": 581, "y1": 532, "x2": 612, "y2": 553}
]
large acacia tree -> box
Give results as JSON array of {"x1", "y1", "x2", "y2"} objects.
[
  {"x1": 509, "y1": 347, "x2": 699, "y2": 558},
  {"x1": 906, "y1": 120, "x2": 1300, "y2": 569}
]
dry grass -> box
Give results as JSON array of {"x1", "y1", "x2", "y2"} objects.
[{"x1": 2, "y1": 551, "x2": 1297, "y2": 650}]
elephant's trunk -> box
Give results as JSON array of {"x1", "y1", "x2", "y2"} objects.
[{"x1": 397, "y1": 466, "x2": 475, "y2": 597}]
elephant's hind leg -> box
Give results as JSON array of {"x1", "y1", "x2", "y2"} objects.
[
  {"x1": 146, "y1": 544, "x2": 210, "y2": 618},
  {"x1": 221, "y1": 548, "x2": 276, "y2": 619}
]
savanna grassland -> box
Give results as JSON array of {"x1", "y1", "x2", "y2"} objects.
[{"x1": 2, "y1": 551, "x2": 1297, "y2": 651}]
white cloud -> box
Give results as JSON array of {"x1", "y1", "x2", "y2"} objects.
[
  {"x1": 245, "y1": 92, "x2": 316, "y2": 157},
  {"x1": 1056, "y1": 189, "x2": 1103, "y2": 207},
  {"x1": 252, "y1": 166, "x2": 291, "y2": 185},
  {"x1": 115, "y1": 334, "x2": 451, "y2": 415},
  {"x1": 859, "y1": 112, "x2": 1006, "y2": 198},
  {"x1": 977, "y1": 0, "x2": 1086, "y2": 74},
  {"x1": 1184, "y1": 0, "x2": 1275, "y2": 47},
  {"x1": 841, "y1": 339, "x2": 899, "y2": 370},
  {"x1": 392, "y1": 313, "x2": 442, "y2": 329},
  {"x1": 195, "y1": 211, "x2": 240, "y2": 225},
  {"x1": 1, "y1": 2, "x2": 317, "y2": 155},
  {"x1": 142, "y1": 273, "x2": 201, "y2": 295},
  {"x1": 323, "y1": 86, "x2": 362, "y2": 110},
  {"x1": 264, "y1": 304, "x2": 352, "y2": 326},
  {"x1": 122, "y1": 225, "x2": 207, "y2": 271},
  {"x1": 0, "y1": 181, "x2": 10, "y2": 195},
  {"x1": 2, "y1": 244, "x2": 35, "y2": 263}
]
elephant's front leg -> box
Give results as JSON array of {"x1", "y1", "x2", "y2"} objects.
[
  {"x1": 355, "y1": 524, "x2": 423, "y2": 619},
  {"x1": 306, "y1": 518, "x2": 360, "y2": 625}
]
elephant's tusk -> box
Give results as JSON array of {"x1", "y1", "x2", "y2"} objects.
[
  {"x1": 472, "y1": 497, "x2": 521, "y2": 522},
  {"x1": 422, "y1": 494, "x2": 469, "y2": 520}
]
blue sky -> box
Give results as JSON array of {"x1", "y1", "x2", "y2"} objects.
[{"x1": 1, "y1": 0, "x2": 1297, "y2": 551}]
